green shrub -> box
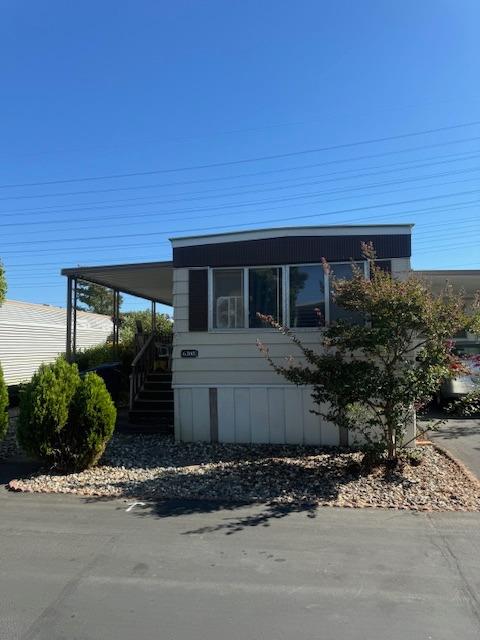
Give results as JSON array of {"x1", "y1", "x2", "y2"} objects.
[
  {"x1": 18, "y1": 360, "x2": 116, "y2": 471},
  {"x1": 0, "y1": 364, "x2": 8, "y2": 441},
  {"x1": 69, "y1": 373, "x2": 116, "y2": 470},
  {"x1": 17, "y1": 358, "x2": 80, "y2": 462}
]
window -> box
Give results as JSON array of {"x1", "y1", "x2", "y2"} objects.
[
  {"x1": 329, "y1": 262, "x2": 365, "y2": 324},
  {"x1": 289, "y1": 265, "x2": 325, "y2": 327},
  {"x1": 210, "y1": 261, "x2": 370, "y2": 330},
  {"x1": 213, "y1": 269, "x2": 244, "y2": 328},
  {"x1": 249, "y1": 267, "x2": 282, "y2": 327}
]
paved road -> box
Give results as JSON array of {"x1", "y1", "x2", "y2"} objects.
[
  {"x1": 1, "y1": 491, "x2": 480, "y2": 639},
  {"x1": 429, "y1": 417, "x2": 480, "y2": 480}
]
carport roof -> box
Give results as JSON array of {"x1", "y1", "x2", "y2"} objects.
[{"x1": 61, "y1": 261, "x2": 173, "y2": 305}]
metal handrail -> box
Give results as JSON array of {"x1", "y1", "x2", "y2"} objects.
[
  {"x1": 129, "y1": 332, "x2": 174, "y2": 410},
  {"x1": 129, "y1": 332, "x2": 157, "y2": 410}
]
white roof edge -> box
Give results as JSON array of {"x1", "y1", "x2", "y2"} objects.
[
  {"x1": 170, "y1": 223, "x2": 414, "y2": 247},
  {"x1": 61, "y1": 260, "x2": 173, "y2": 276},
  {"x1": 3, "y1": 299, "x2": 111, "y2": 320}
]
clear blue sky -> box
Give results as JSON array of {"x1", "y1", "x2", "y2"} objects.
[{"x1": 1, "y1": 0, "x2": 479, "y2": 312}]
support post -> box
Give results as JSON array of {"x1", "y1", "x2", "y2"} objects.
[
  {"x1": 72, "y1": 277, "x2": 78, "y2": 357},
  {"x1": 151, "y1": 301, "x2": 156, "y2": 333},
  {"x1": 66, "y1": 276, "x2": 73, "y2": 361},
  {"x1": 112, "y1": 289, "x2": 120, "y2": 353}
]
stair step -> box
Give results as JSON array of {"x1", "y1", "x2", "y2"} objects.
[
  {"x1": 138, "y1": 389, "x2": 173, "y2": 400},
  {"x1": 133, "y1": 399, "x2": 174, "y2": 411},
  {"x1": 143, "y1": 381, "x2": 172, "y2": 391},
  {"x1": 146, "y1": 372, "x2": 172, "y2": 381}
]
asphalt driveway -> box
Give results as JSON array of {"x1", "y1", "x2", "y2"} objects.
[
  {"x1": 429, "y1": 417, "x2": 480, "y2": 480},
  {"x1": 1, "y1": 490, "x2": 480, "y2": 640}
]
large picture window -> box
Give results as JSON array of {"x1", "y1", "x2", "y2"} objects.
[
  {"x1": 210, "y1": 261, "x2": 371, "y2": 330},
  {"x1": 249, "y1": 267, "x2": 282, "y2": 328},
  {"x1": 213, "y1": 269, "x2": 244, "y2": 329},
  {"x1": 289, "y1": 265, "x2": 325, "y2": 327}
]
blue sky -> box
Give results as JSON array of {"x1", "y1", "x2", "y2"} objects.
[{"x1": 1, "y1": 0, "x2": 479, "y2": 312}]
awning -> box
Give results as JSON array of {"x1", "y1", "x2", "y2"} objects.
[{"x1": 61, "y1": 261, "x2": 173, "y2": 305}]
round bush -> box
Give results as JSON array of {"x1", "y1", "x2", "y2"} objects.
[
  {"x1": 0, "y1": 364, "x2": 8, "y2": 441},
  {"x1": 18, "y1": 359, "x2": 116, "y2": 471},
  {"x1": 69, "y1": 373, "x2": 117, "y2": 470},
  {"x1": 17, "y1": 358, "x2": 80, "y2": 464}
]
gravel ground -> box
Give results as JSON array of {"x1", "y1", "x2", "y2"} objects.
[{"x1": 7, "y1": 434, "x2": 480, "y2": 511}]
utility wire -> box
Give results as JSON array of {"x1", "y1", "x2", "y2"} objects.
[
  {"x1": 1, "y1": 188, "x2": 480, "y2": 255},
  {"x1": 1, "y1": 120, "x2": 480, "y2": 190},
  {"x1": 3, "y1": 165, "x2": 480, "y2": 232},
  {"x1": 2, "y1": 140, "x2": 480, "y2": 206},
  {"x1": 3, "y1": 148, "x2": 480, "y2": 218}
]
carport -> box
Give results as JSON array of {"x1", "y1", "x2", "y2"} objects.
[{"x1": 61, "y1": 261, "x2": 173, "y2": 359}]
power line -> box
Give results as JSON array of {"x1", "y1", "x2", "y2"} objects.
[
  {"x1": 3, "y1": 148, "x2": 480, "y2": 218},
  {"x1": 1, "y1": 120, "x2": 480, "y2": 190},
  {"x1": 3, "y1": 139, "x2": 480, "y2": 206},
  {"x1": 3, "y1": 165, "x2": 480, "y2": 233},
  {"x1": 5, "y1": 95, "x2": 480, "y2": 160},
  {"x1": 1, "y1": 188, "x2": 480, "y2": 256}
]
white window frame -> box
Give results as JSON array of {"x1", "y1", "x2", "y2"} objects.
[{"x1": 207, "y1": 261, "x2": 369, "y2": 332}]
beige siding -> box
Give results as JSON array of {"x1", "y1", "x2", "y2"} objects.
[
  {"x1": 0, "y1": 301, "x2": 112, "y2": 385},
  {"x1": 172, "y1": 257, "x2": 413, "y2": 445},
  {"x1": 174, "y1": 386, "x2": 337, "y2": 445}
]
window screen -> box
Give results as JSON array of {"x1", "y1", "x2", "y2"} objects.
[{"x1": 213, "y1": 269, "x2": 244, "y2": 329}]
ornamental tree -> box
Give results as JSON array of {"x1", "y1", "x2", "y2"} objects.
[
  {"x1": 259, "y1": 244, "x2": 478, "y2": 463},
  {"x1": 77, "y1": 281, "x2": 123, "y2": 316}
]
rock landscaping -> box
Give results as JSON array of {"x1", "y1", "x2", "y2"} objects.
[{"x1": 6, "y1": 433, "x2": 480, "y2": 511}]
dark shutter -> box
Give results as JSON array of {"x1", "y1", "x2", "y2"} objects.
[{"x1": 189, "y1": 269, "x2": 209, "y2": 331}]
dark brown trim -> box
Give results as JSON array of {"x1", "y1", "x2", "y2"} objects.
[
  {"x1": 188, "y1": 269, "x2": 209, "y2": 331},
  {"x1": 174, "y1": 234, "x2": 410, "y2": 268},
  {"x1": 209, "y1": 388, "x2": 218, "y2": 443}
]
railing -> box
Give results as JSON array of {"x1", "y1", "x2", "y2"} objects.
[
  {"x1": 129, "y1": 332, "x2": 157, "y2": 410},
  {"x1": 129, "y1": 332, "x2": 173, "y2": 410}
]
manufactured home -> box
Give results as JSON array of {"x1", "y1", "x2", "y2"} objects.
[
  {"x1": 62, "y1": 224, "x2": 416, "y2": 446},
  {"x1": 0, "y1": 300, "x2": 113, "y2": 385}
]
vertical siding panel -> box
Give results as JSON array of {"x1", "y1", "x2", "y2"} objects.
[
  {"x1": 192, "y1": 388, "x2": 211, "y2": 441},
  {"x1": 268, "y1": 388, "x2": 286, "y2": 444},
  {"x1": 320, "y1": 403, "x2": 340, "y2": 446},
  {"x1": 249, "y1": 388, "x2": 269, "y2": 443},
  {"x1": 178, "y1": 388, "x2": 193, "y2": 441},
  {"x1": 284, "y1": 387, "x2": 303, "y2": 444},
  {"x1": 234, "y1": 388, "x2": 251, "y2": 443},
  {"x1": 217, "y1": 388, "x2": 235, "y2": 443},
  {"x1": 174, "y1": 390, "x2": 181, "y2": 441},
  {"x1": 303, "y1": 388, "x2": 322, "y2": 445}
]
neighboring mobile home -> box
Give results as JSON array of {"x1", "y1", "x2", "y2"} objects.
[
  {"x1": 0, "y1": 300, "x2": 112, "y2": 385},
  {"x1": 62, "y1": 224, "x2": 414, "y2": 446}
]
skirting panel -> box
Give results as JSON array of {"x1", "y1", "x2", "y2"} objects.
[{"x1": 174, "y1": 386, "x2": 340, "y2": 446}]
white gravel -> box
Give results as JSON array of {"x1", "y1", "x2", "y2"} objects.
[{"x1": 7, "y1": 434, "x2": 480, "y2": 511}]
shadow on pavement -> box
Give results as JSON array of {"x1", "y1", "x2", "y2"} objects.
[
  {"x1": 0, "y1": 456, "x2": 42, "y2": 486},
  {"x1": 116, "y1": 497, "x2": 320, "y2": 535}
]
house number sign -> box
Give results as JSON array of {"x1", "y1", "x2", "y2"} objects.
[{"x1": 181, "y1": 349, "x2": 198, "y2": 358}]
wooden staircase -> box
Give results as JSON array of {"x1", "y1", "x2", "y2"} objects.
[{"x1": 128, "y1": 333, "x2": 174, "y2": 434}]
